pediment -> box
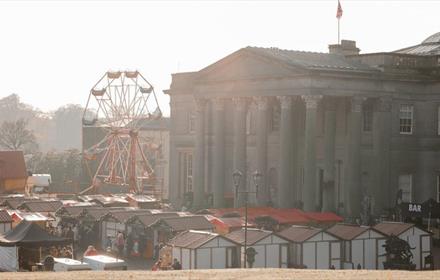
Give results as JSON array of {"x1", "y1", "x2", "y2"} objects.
[{"x1": 197, "y1": 48, "x2": 305, "y2": 82}]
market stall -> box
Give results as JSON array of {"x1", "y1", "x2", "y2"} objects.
[{"x1": 0, "y1": 221, "x2": 70, "y2": 271}]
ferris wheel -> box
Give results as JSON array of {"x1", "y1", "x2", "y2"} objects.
[{"x1": 81, "y1": 71, "x2": 162, "y2": 194}]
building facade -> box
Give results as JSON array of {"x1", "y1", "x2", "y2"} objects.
[{"x1": 166, "y1": 33, "x2": 440, "y2": 218}]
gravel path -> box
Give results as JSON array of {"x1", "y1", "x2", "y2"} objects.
[{"x1": 1, "y1": 269, "x2": 439, "y2": 280}]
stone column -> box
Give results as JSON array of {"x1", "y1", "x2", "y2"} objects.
[
  {"x1": 302, "y1": 95, "x2": 321, "y2": 211},
  {"x1": 278, "y1": 96, "x2": 293, "y2": 208},
  {"x1": 233, "y1": 97, "x2": 248, "y2": 207},
  {"x1": 193, "y1": 98, "x2": 207, "y2": 209},
  {"x1": 255, "y1": 97, "x2": 269, "y2": 206},
  {"x1": 344, "y1": 96, "x2": 364, "y2": 218},
  {"x1": 322, "y1": 98, "x2": 337, "y2": 212},
  {"x1": 212, "y1": 98, "x2": 225, "y2": 208},
  {"x1": 372, "y1": 97, "x2": 391, "y2": 215}
]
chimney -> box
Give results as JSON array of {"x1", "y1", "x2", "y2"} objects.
[{"x1": 329, "y1": 40, "x2": 360, "y2": 56}]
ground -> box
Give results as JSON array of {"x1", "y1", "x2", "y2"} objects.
[{"x1": 1, "y1": 269, "x2": 439, "y2": 280}]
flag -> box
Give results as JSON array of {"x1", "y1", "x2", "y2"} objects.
[{"x1": 336, "y1": 0, "x2": 343, "y2": 19}]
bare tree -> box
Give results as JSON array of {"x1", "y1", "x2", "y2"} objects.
[{"x1": 0, "y1": 119, "x2": 38, "y2": 153}]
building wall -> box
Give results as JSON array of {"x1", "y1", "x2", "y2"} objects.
[
  {"x1": 169, "y1": 95, "x2": 440, "y2": 213},
  {"x1": 0, "y1": 178, "x2": 27, "y2": 193},
  {"x1": 166, "y1": 48, "x2": 440, "y2": 216}
]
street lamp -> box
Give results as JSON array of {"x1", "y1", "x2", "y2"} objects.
[{"x1": 233, "y1": 169, "x2": 261, "y2": 268}]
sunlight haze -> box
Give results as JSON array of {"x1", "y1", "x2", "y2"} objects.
[{"x1": 0, "y1": 0, "x2": 439, "y2": 115}]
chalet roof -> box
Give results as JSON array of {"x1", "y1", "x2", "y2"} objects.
[
  {"x1": 204, "y1": 207, "x2": 310, "y2": 225},
  {"x1": 55, "y1": 205, "x2": 102, "y2": 218},
  {"x1": 225, "y1": 228, "x2": 284, "y2": 245},
  {"x1": 168, "y1": 230, "x2": 222, "y2": 249},
  {"x1": 18, "y1": 200, "x2": 63, "y2": 213},
  {"x1": 128, "y1": 212, "x2": 180, "y2": 227},
  {"x1": 373, "y1": 222, "x2": 415, "y2": 236},
  {"x1": 301, "y1": 212, "x2": 344, "y2": 223},
  {"x1": 102, "y1": 209, "x2": 157, "y2": 223},
  {"x1": 89, "y1": 196, "x2": 129, "y2": 207},
  {"x1": 1, "y1": 197, "x2": 40, "y2": 209},
  {"x1": 0, "y1": 210, "x2": 12, "y2": 223},
  {"x1": 0, "y1": 221, "x2": 69, "y2": 247},
  {"x1": 155, "y1": 215, "x2": 214, "y2": 232},
  {"x1": 326, "y1": 224, "x2": 371, "y2": 241},
  {"x1": 80, "y1": 207, "x2": 128, "y2": 221},
  {"x1": 0, "y1": 151, "x2": 27, "y2": 180},
  {"x1": 278, "y1": 226, "x2": 322, "y2": 243},
  {"x1": 8, "y1": 210, "x2": 54, "y2": 222}
]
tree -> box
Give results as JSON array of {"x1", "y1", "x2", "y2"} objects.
[
  {"x1": 53, "y1": 104, "x2": 83, "y2": 151},
  {"x1": 0, "y1": 119, "x2": 38, "y2": 153}
]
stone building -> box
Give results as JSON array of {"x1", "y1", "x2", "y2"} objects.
[{"x1": 165, "y1": 33, "x2": 440, "y2": 218}]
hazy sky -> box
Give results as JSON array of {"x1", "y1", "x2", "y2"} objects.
[{"x1": 0, "y1": 0, "x2": 439, "y2": 115}]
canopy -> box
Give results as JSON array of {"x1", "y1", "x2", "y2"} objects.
[{"x1": 0, "y1": 221, "x2": 69, "y2": 247}]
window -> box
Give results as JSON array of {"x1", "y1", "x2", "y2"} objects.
[
  {"x1": 270, "y1": 102, "x2": 281, "y2": 132},
  {"x1": 437, "y1": 175, "x2": 440, "y2": 202},
  {"x1": 399, "y1": 105, "x2": 413, "y2": 134},
  {"x1": 179, "y1": 151, "x2": 193, "y2": 193},
  {"x1": 362, "y1": 104, "x2": 373, "y2": 132},
  {"x1": 437, "y1": 106, "x2": 440, "y2": 135},
  {"x1": 188, "y1": 112, "x2": 195, "y2": 133},
  {"x1": 398, "y1": 174, "x2": 412, "y2": 203}
]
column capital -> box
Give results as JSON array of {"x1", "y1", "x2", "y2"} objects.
[
  {"x1": 350, "y1": 96, "x2": 366, "y2": 113},
  {"x1": 375, "y1": 97, "x2": 392, "y2": 112},
  {"x1": 232, "y1": 97, "x2": 249, "y2": 111},
  {"x1": 303, "y1": 95, "x2": 322, "y2": 109},
  {"x1": 212, "y1": 98, "x2": 226, "y2": 111},
  {"x1": 254, "y1": 96, "x2": 270, "y2": 110},
  {"x1": 194, "y1": 97, "x2": 207, "y2": 112},
  {"x1": 278, "y1": 96, "x2": 294, "y2": 110}
]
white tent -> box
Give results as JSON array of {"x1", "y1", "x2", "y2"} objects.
[
  {"x1": 168, "y1": 230, "x2": 239, "y2": 269},
  {"x1": 279, "y1": 225, "x2": 342, "y2": 269},
  {"x1": 0, "y1": 221, "x2": 70, "y2": 272},
  {"x1": 373, "y1": 222, "x2": 432, "y2": 270},
  {"x1": 327, "y1": 224, "x2": 386, "y2": 269},
  {"x1": 225, "y1": 228, "x2": 289, "y2": 268}
]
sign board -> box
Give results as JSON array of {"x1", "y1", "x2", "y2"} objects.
[{"x1": 400, "y1": 200, "x2": 440, "y2": 219}]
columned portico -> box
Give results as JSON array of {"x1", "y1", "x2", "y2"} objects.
[
  {"x1": 322, "y1": 98, "x2": 337, "y2": 211},
  {"x1": 302, "y1": 95, "x2": 321, "y2": 211},
  {"x1": 278, "y1": 96, "x2": 294, "y2": 208},
  {"x1": 255, "y1": 97, "x2": 269, "y2": 206},
  {"x1": 233, "y1": 97, "x2": 248, "y2": 207},
  {"x1": 167, "y1": 39, "x2": 440, "y2": 218},
  {"x1": 212, "y1": 98, "x2": 225, "y2": 208},
  {"x1": 344, "y1": 96, "x2": 364, "y2": 218},
  {"x1": 193, "y1": 98, "x2": 207, "y2": 209}
]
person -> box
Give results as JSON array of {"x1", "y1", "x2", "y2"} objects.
[
  {"x1": 172, "y1": 258, "x2": 182, "y2": 270},
  {"x1": 153, "y1": 243, "x2": 160, "y2": 260},
  {"x1": 116, "y1": 231, "x2": 125, "y2": 258},
  {"x1": 151, "y1": 258, "x2": 162, "y2": 271},
  {"x1": 83, "y1": 245, "x2": 98, "y2": 257},
  {"x1": 66, "y1": 227, "x2": 74, "y2": 242},
  {"x1": 106, "y1": 236, "x2": 113, "y2": 251}
]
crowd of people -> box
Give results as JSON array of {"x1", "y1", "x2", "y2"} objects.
[{"x1": 151, "y1": 258, "x2": 182, "y2": 271}]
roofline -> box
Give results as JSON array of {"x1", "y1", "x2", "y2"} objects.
[
  {"x1": 327, "y1": 224, "x2": 382, "y2": 240},
  {"x1": 168, "y1": 230, "x2": 241, "y2": 248},
  {"x1": 373, "y1": 222, "x2": 431, "y2": 236}
]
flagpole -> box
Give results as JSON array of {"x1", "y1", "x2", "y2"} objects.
[{"x1": 338, "y1": 18, "x2": 340, "y2": 44}]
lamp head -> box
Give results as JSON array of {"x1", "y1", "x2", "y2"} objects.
[
  {"x1": 253, "y1": 170, "x2": 262, "y2": 185},
  {"x1": 232, "y1": 170, "x2": 243, "y2": 187}
]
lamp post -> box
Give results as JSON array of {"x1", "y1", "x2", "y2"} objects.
[{"x1": 233, "y1": 169, "x2": 261, "y2": 268}]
